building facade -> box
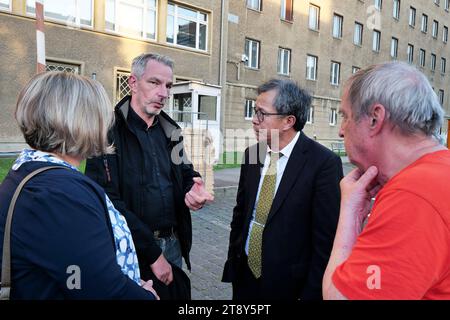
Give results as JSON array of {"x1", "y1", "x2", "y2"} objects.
[{"x1": 0, "y1": 0, "x2": 449, "y2": 156}]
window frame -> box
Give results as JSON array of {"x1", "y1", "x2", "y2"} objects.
[
  {"x1": 432, "y1": 20, "x2": 439, "y2": 38},
  {"x1": 419, "y1": 49, "x2": 426, "y2": 67},
  {"x1": 390, "y1": 37, "x2": 398, "y2": 59},
  {"x1": 431, "y1": 53, "x2": 437, "y2": 71},
  {"x1": 306, "y1": 106, "x2": 314, "y2": 124},
  {"x1": 393, "y1": 0, "x2": 400, "y2": 20},
  {"x1": 441, "y1": 57, "x2": 447, "y2": 74},
  {"x1": 308, "y1": 4, "x2": 320, "y2": 31},
  {"x1": 372, "y1": 29, "x2": 381, "y2": 52},
  {"x1": 330, "y1": 61, "x2": 341, "y2": 86},
  {"x1": 280, "y1": 0, "x2": 293, "y2": 21},
  {"x1": 353, "y1": 22, "x2": 363, "y2": 46},
  {"x1": 245, "y1": 38, "x2": 260, "y2": 69},
  {"x1": 306, "y1": 54, "x2": 318, "y2": 81},
  {"x1": 277, "y1": 47, "x2": 291, "y2": 76},
  {"x1": 407, "y1": 44, "x2": 414, "y2": 63},
  {"x1": 409, "y1": 6, "x2": 416, "y2": 27},
  {"x1": 329, "y1": 108, "x2": 338, "y2": 126},
  {"x1": 421, "y1": 14, "x2": 428, "y2": 33},
  {"x1": 247, "y1": 0, "x2": 262, "y2": 11},
  {"x1": 0, "y1": 0, "x2": 11, "y2": 11},
  {"x1": 332, "y1": 13, "x2": 343, "y2": 39},
  {"x1": 245, "y1": 99, "x2": 255, "y2": 120},
  {"x1": 443, "y1": 26, "x2": 448, "y2": 43}
]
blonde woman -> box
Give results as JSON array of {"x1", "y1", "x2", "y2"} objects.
[{"x1": 0, "y1": 72, "x2": 158, "y2": 299}]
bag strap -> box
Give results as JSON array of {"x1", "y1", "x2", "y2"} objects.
[{"x1": 1, "y1": 165, "x2": 67, "y2": 300}]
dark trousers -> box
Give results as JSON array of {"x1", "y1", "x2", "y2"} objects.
[{"x1": 232, "y1": 255, "x2": 263, "y2": 300}]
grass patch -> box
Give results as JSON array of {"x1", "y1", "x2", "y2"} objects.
[{"x1": 213, "y1": 152, "x2": 243, "y2": 171}]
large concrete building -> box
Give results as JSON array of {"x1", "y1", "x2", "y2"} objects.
[{"x1": 1, "y1": 0, "x2": 449, "y2": 156}]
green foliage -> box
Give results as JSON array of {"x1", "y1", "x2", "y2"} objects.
[{"x1": 213, "y1": 152, "x2": 243, "y2": 171}]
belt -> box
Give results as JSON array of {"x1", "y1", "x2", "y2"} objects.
[{"x1": 153, "y1": 227, "x2": 176, "y2": 238}]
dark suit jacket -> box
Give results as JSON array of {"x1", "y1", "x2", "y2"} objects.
[{"x1": 222, "y1": 132, "x2": 343, "y2": 300}]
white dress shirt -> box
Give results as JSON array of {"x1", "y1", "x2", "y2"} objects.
[{"x1": 245, "y1": 131, "x2": 301, "y2": 255}]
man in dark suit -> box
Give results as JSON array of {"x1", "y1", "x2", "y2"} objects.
[{"x1": 222, "y1": 79, "x2": 343, "y2": 300}]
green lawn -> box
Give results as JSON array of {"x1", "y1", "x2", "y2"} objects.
[
  {"x1": 0, "y1": 158, "x2": 86, "y2": 183},
  {"x1": 213, "y1": 152, "x2": 243, "y2": 171}
]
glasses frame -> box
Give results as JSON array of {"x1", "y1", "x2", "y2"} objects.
[{"x1": 252, "y1": 107, "x2": 290, "y2": 122}]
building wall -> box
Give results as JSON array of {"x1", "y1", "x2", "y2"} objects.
[{"x1": 225, "y1": 0, "x2": 450, "y2": 150}]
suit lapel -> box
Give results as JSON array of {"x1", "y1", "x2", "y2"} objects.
[
  {"x1": 266, "y1": 132, "x2": 310, "y2": 224},
  {"x1": 244, "y1": 144, "x2": 265, "y2": 230}
]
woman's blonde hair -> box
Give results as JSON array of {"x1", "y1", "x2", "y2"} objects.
[{"x1": 15, "y1": 72, "x2": 114, "y2": 158}]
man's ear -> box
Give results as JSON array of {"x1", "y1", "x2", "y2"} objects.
[
  {"x1": 128, "y1": 75, "x2": 137, "y2": 93},
  {"x1": 284, "y1": 115, "x2": 297, "y2": 131},
  {"x1": 368, "y1": 103, "x2": 386, "y2": 136}
]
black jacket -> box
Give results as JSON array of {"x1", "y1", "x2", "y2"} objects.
[
  {"x1": 85, "y1": 96, "x2": 200, "y2": 272},
  {"x1": 222, "y1": 132, "x2": 343, "y2": 300}
]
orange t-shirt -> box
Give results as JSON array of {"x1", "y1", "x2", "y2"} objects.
[{"x1": 333, "y1": 150, "x2": 450, "y2": 299}]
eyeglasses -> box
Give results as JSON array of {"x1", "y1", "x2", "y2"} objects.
[{"x1": 252, "y1": 107, "x2": 289, "y2": 123}]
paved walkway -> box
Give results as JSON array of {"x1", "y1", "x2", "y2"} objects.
[{"x1": 183, "y1": 158, "x2": 354, "y2": 300}]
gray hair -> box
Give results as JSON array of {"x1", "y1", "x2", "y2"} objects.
[
  {"x1": 347, "y1": 61, "x2": 443, "y2": 138},
  {"x1": 131, "y1": 53, "x2": 174, "y2": 79},
  {"x1": 257, "y1": 79, "x2": 311, "y2": 131},
  {"x1": 15, "y1": 72, "x2": 114, "y2": 158}
]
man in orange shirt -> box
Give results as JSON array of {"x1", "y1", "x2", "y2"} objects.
[{"x1": 323, "y1": 61, "x2": 450, "y2": 300}]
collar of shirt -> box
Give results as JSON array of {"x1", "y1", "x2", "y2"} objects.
[
  {"x1": 12, "y1": 149, "x2": 79, "y2": 171},
  {"x1": 127, "y1": 104, "x2": 159, "y2": 131},
  {"x1": 266, "y1": 131, "x2": 300, "y2": 161}
]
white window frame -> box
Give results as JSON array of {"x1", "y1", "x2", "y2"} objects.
[
  {"x1": 245, "y1": 38, "x2": 260, "y2": 69},
  {"x1": 0, "y1": 0, "x2": 11, "y2": 11},
  {"x1": 352, "y1": 66, "x2": 361, "y2": 74},
  {"x1": 114, "y1": 68, "x2": 131, "y2": 104},
  {"x1": 421, "y1": 14, "x2": 428, "y2": 33},
  {"x1": 374, "y1": 0, "x2": 382, "y2": 10},
  {"x1": 166, "y1": 2, "x2": 208, "y2": 51},
  {"x1": 443, "y1": 26, "x2": 448, "y2": 43},
  {"x1": 393, "y1": 0, "x2": 400, "y2": 20},
  {"x1": 419, "y1": 49, "x2": 426, "y2": 67},
  {"x1": 432, "y1": 20, "x2": 439, "y2": 38},
  {"x1": 330, "y1": 61, "x2": 341, "y2": 86},
  {"x1": 407, "y1": 44, "x2": 414, "y2": 63},
  {"x1": 26, "y1": 0, "x2": 94, "y2": 28},
  {"x1": 445, "y1": 0, "x2": 449, "y2": 11},
  {"x1": 438, "y1": 90, "x2": 444, "y2": 106},
  {"x1": 280, "y1": 0, "x2": 293, "y2": 21},
  {"x1": 431, "y1": 53, "x2": 437, "y2": 71},
  {"x1": 353, "y1": 22, "x2": 363, "y2": 46},
  {"x1": 441, "y1": 57, "x2": 447, "y2": 74},
  {"x1": 306, "y1": 55, "x2": 318, "y2": 81},
  {"x1": 245, "y1": 99, "x2": 255, "y2": 120},
  {"x1": 329, "y1": 108, "x2": 338, "y2": 126},
  {"x1": 308, "y1": 4, "x2": 320, "y2": 31},
  {"x1": 105, "y1": 0, "x2": 157, "y2": 40},
  {"x1": 332, "y1": 14, "x2": 343, "y2": 39},
  {"x1": 390, "y1": 37, "x2": 398, "y2": 58},
  {"x1": 277, "y1": 47, "x2": 291, "y2": 76},
  {"x1": 306, "y1": 106, "x2": 314, "y2": 124},
  {"x1": 247, "y1": 0, "x2": 262, "y2": 11},
  {"x1": 409, "y1": 6, "x2": 416, "y2": 27},
  {"x1": 372, "y1": 30, "x2": 381, "y2": 52}
]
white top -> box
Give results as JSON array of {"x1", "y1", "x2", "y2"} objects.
[{"x1": 245, "y1": 131, "x2": 301, "y2": 254}]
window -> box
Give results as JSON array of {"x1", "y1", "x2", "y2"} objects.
[
  {"x1": 329, "y1": 108, "x2": 337, "y2": 126},
  {"x1": 372, "y1": 30, "x2": 381, "y2": 52},
  {"x1": 306, "y1": 55, "x2": 318, "y2": 80},
  {"x1": 441, "y1": 57, "x2": 446, "y2": 73},
  {"x1": 26, "y1": 0, "x2": 93, "y2": 27},
  {"x1": 352, "y1": 66, "x2": 361, "y2": 74},
  {"x1": 438, "y1": 90, "x2": 444, "y2": 106},
  {"x1": 173, "y1": 93, "x2": 192, "y2": 123},
  {"x1": 374, "y1": 0, "x2": 382, "y2": 10},
  {"x1": 432, "y1": 20, "x2": 439, "y2": 38},
  {"x1": 166, "y1": 2, "x2": 208, "y2": 51},
  {"x1": 245, "y1": 38, "x2": 260, "y2": 69},
  {"x1": 280, "y1": 0, "x2": 293, "y2": 21},
  {"x1": 115, "y1": 69, "x2": 131, "y2": 104},
  {"x1": 245, "y1": 100, "x2": 255, "y2": 120},
  {"x1": 330, "y1": 61, "x2": 340, "y2": 86},
  {"x1": 409, "y1": 7, "x2": 416, "y2": 27},
  {"x1": 393, "y1": 0, "x2": 400, "y2": 19},
  {"x1": 419, "y1": 49, "x2": 426, "y2": 67},
  {"x1": 444, "y1": 26, "x2": 448, "y2": 43},
  {"x1": 46, "y1": 60, "x2": 81, "y2": 74},
  {"x1": 445, "y1": 0, "x2": 449, "y2": 11},
  {"x1": 391, "y1": 37, "x2": 398, "y2": 58},
  {"x1": 198, "y1": 95, "x2": 217, "y2": 121},
  {"x1": 434, "y1": 0, "x2": 440, "y2": 6},
  {"x1": 247, "y1": 0, "x2": 262, "y2": 11},
  {"x1": 277, "y1": 47, "x2": 291, "y2": 75},
  {"x1": 407, "y1": 44, "x2": 414, "y2": 63},
  {"x1": 0, "y1": 0, "x2": 11, "y2": 11},
  {"x1": 106, "y1": 0, "x2": 157, "y2": 40},
  {"x1": 421, "y1": 14, "x2": 428, "y2": 33},
  {"x1": 431, "y1": 53, "x2": 437, "y2": 71},
  {"x1": 308, "y1": 4, "x2": 320, "y2": 30},
  {"x1": 332, "y1": 14, "x2": 343, "y2": 38},
  {"x1": 306, "y1": 106, "x2": 314, "y2": 124},
  {"x1": 354, "y1": 22, "x2": 363, "y2": 46}
]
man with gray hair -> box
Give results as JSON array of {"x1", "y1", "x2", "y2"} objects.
[
  {"x1": 323, "y1": 61, "x2": 450, "y2": 299},
  {"x1": 86, "y1": 53, "x2": 213, "y2": 296}
]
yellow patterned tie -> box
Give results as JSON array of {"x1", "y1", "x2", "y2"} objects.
[{"x1": 248, "y1": 151, "x2": 280, "y2": 278}]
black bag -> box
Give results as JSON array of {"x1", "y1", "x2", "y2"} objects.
[{"x1": 149, "y1": 262, "x2": 191, "y2": 300}]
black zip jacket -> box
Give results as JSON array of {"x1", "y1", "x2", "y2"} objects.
[{"x1": 85, "y1": 96, "x2": 200, "y2": 271}]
